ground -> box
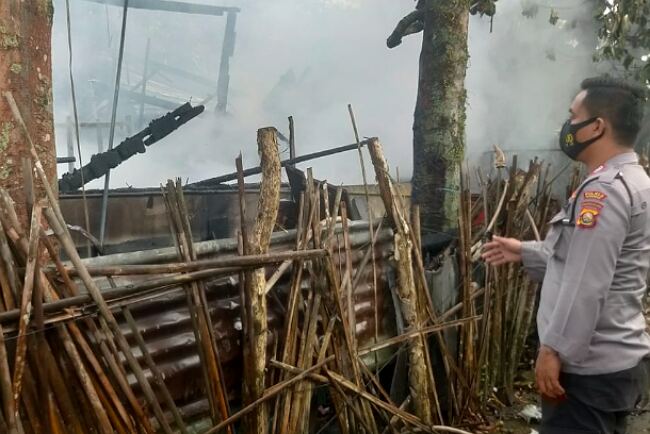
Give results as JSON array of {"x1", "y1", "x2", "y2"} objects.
[
  {"x1": 499, "y1": 369, "x2": 650, "y2": 434},
  {"x1": 501, "y1": 405, "x2": 650, "y2": 434}
]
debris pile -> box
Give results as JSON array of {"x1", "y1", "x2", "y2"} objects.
[{"x1": 0, "y1": 95, "x2": 572, "y2": 434}]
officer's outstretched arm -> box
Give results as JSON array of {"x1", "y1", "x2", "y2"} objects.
[{"x1": 521, "y1": 240, "x2": 551, "y2": 282}]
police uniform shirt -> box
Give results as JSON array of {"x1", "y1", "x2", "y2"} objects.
[{"x1": 521, "y1": 152, "x2": 650, "y2": 375}]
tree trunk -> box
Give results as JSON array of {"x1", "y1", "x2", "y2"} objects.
[
  {"x1": 0, "y1": 0, "x2": 56, "y2": 227},
  {"x1": 412, "y1": 0, "x2": 469, "y2": 237}
]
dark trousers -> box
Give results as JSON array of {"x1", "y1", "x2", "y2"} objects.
[{"x1": 540, "y1": 360, "x2": 649, "y2": 434}]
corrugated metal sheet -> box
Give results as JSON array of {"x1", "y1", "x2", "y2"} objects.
[
  {"x1": 86, "y1": 223, "x2": 397, "y2": 427},
  {"x1": 60, "y1": 186, "x2": 294, "y2": 254}
]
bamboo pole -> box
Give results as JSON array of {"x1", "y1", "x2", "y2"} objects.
[
  {"x1": 5, "y1": 90, "x2": 158, "y2": 431},
  {"x1": 0, "y1": 266, "x2": 242, "y2": 326},
  {"x1": 0, "y1": 197, "x2": 120, "y2": 433},
  {"x1": 205, "y1": 356, "x2": 334, "y2": 434},
  {"x1": 163, "y1": 181, "x2": 231, "y2": 431},
  {"x1": 328, "y1": 370, "x2": 476, "y2": 434},
  {"x1": 358, "y1": 316, "x2": 481, "y2": 356},
  {"x1": 122, "y1": 306, "x2": 188, "y2": 432},
  {"x1": 276, "y1": 195, "x2": 309, "y2": 434},
  {"x1": 0, "y1": 324, "x2": 17, "y2": 434},
  {"x1": 367, "y1": 138, "x2": 434, "y2": 424},
  {"x1": 242, "y1": 127, "x2": 281, "y2": 434},
  {"x1": 348, "y1": 103, "x2": 380, "y2": 366},
  {"x1": 58, "y1": 249, "x2": 327, "y2": 276},
  {"x1": 176, "y1": 181, "x2": 234, "y2": 427},
  {"x1": 12, "y1": 205, "x2": 41, "y2": 406},
  {"x1": 43, "y1": 208, "x2": 171, "y2": 433}
]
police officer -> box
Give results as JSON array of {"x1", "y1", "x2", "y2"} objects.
[{"x1": 482, "y1": 76, "x2": 650, "y2": 434}]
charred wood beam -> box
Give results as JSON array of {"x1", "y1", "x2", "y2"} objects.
[
  {"x1": 190, "y1": 139, "x2": 372, "y2": 187},
  {"x1": 83, "y1": 0, "x2": 240, "y2": 16},
  {"x1": 58, "y1": 102, "x2": 204, "y2": 193}
]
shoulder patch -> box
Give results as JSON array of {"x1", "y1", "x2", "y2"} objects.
[
  {"x1": 577, "y1": 206, "x2": 600, "y2": 229},
  {"x1": 583, "y1": 191, "x2": 607, "y2": 201}
]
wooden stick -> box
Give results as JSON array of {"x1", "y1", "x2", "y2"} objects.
[
  {"x1": 0, "y1": 250, "x2": 15, "y2": 312},
  {"x1": 123, "y1": 306, "x2": 188, "y2": 433},
  {"x1": 340, "y1": 202, "x2": 356, "y2": 351},
  {"x1": 4, "y1": 90, "x2": 157, "y2": 431},
  {"x1": 263, "y1": 259, "x2": 291, "y2": 295},
  {"x1": 367, "y1": 138, "x2": 434, "y2": 424},
  {"x1": 275, "y1": 197, "x2": 309, "y2": 434},
  {"x1": 205, "y1": 356, "x2": 334, "y2": 434},
  {"x1": 164, "y1": 181, "x2": 230, "y2": 430},
  {"x1": 242, "y1": 127, "x2": 282, "y2": 434},
  {"x1": 0, "y1": 217, "x2": 19, "y2": 309},
  {"x1": 57, "y1": 249, "x2": 326, "y2": 276},
  {"x1": 380, "y1": 396, "x2": 411, "y2": 434},
  {"x1": 525, "y1": 209, "x2": 541, "y2": 241},
  {"x1": 0, "y1": 266, "x2": 242, "y2": 326},
  {"x1": 43, "y1": 207, "x2": 170, "y2": 434},
  {"x1": 327, "y1": 370, "x2": 475, "y2": 434},
  {"x1": 269, "y1": 359, "x2": 328, "y2": 383},
  {"x1": 38, "y1": 235, "x2": 139, "y2": 433},
  {"x1": 12, "y1": 204, "x2": 42, "y2": 406},
  {"x1": 0, "y1": 201, "x2": 130, "y2": 433},
  {"x1": 358, "y1": 316, "x2": 481, "y2": 356},
  {"x1": 0, "y1": 324, "x2": 17, "y2": 434},
  {"x1": 348, "y1": 104, "x2": 380, "y2": 353}
]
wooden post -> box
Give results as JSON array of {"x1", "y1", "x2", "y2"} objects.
[
  {"x1": 243, "y1": 127, "x2": 281, "y2": 434},
  {"x1": 367, "y1": 138, "x2": 434, "y2": 424},
  {"x1": 0, "y1": 0, "x2": 57, "y2": 228}
]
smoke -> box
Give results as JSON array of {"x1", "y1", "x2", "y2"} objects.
[
  {"x1": 51, "y1": 0, "x2": 604, "y2": 190},
  {"x1": 466, "y1": 0, "x2": 604, "y2": 173}
]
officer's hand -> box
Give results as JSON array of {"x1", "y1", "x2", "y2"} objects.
[
  {"x1": 481, "y1": 236, "x2": 522, "y2": 265},
  {"x1": 535, "y1": 345, "x2": 566, "y2": 400}
]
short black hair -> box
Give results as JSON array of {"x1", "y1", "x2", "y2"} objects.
[{"x1": 580, "y1": 76, "x2": 646, "y2": 147}]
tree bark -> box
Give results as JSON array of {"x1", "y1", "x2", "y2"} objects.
[
  {"x1": 0, "y1": 0, "x2": 56, "y2": 227},
  {"x1": 243, "y1": 127, "x2": 281, "y2": 434},
  {"x1": 412, "y1": 0, "x2": 469, "y2": 236}
]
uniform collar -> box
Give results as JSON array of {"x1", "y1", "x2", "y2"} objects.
[
  {"x1": 589, "y1": 152, "x2": 638, "y2": 176},
  {"x1": 603, "y1": 152, "x2": 638, "y2": 167}
]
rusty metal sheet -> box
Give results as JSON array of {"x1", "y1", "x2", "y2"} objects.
[{"x1": 110, "y1": 231, "x2": 396, "y2": 427}]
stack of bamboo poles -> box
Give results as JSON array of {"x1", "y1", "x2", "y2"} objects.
[
  {"x1": 465, "y1": 153, "x2": 568, "y2": 407},
  {"x1": 220, "y1": 133, "x2": 480, "y2": 434},
  {"x1": 2, "y1": 86, "x2": 570, "y2": 433},
  {"x1": 0, "y1": 92, "x2": 481, "y2": 434}
]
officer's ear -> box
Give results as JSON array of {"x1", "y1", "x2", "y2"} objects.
[{"x1": 594, "y1": 117, "x2": 607, "y2": 135}]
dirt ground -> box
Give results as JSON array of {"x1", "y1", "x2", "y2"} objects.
[
  {"x1": 498, "y1": 369, "x2": 650, "y2": 434},
  {"x1": 501, "y1": 408, "x2": 650, "y2": 434}
]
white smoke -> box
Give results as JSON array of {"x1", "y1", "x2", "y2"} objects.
[{"x1": 50, "y1": 0, "x2": 605, "y2": 189}]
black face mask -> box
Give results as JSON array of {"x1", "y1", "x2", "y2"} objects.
[{"x1": 559, "y1": 117, "x2": 604, "y2": 160}]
